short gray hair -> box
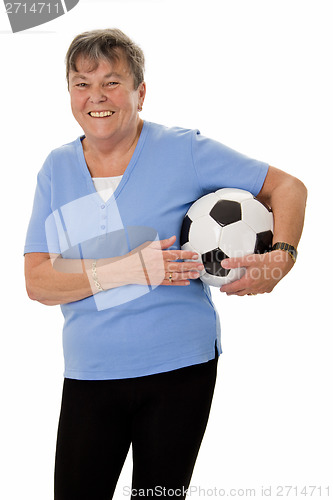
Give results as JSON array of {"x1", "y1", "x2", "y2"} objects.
[{"x1": 66, "y1": 28, "x2": 145, "y2": 89}]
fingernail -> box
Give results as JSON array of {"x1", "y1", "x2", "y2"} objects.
[{"x1": 221, "y1": 259, "x2": 229, "y2": 268}]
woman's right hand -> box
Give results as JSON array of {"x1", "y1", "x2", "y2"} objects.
[
  {"x1": 24, "y1": 235, "x2": 204, "y2": 306},
  {"x1": 109, "y1": 235, "x2": 204, "y2": 287}
]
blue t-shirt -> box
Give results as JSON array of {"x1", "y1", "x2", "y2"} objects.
[{"x1": 24, "y1": 121, "x2": 269, "y2": 380}]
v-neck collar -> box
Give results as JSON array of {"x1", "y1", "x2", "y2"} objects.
[{"x1": 75, "y1": 120, "x2": 149, "y2": 207}]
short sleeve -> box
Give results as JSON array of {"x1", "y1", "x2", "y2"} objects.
[
  {"x1": 24, "y1": 155, "x2": 61, "y2": 255},
  {"x1": 191, "y1": 131, "x2": 269, "y2": 197}
]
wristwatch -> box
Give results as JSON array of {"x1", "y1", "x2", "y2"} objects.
[{"x1": 271, "y1": 242, "x2": 297, "y2": 263}]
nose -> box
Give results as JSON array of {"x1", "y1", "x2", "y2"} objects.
[{"x1": 89, "y1": 87, "x2": 107, "y2": 104}]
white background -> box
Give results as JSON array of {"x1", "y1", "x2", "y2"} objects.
[{"x1": 1, "y1": 0, "x2": 332, "y2": 498}]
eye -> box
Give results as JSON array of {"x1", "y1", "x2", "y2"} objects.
[
  {"x1": 76, "y1": 83, "x2": 87, "y2": 88},
  {"x1": 106, "y1": 82, "x2": 119, "y2": 87}
]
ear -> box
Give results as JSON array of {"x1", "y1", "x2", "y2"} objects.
[{"x1": 137, "y1": 81, "x2": 147, "y2": 106}]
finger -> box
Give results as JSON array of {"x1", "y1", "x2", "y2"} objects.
[
  {"x1": 163, "y1": 279, "x2": 191, "y2": 286},
  {"x1": 168, "y1": 262, "x2": 204, "y2": 273},
  {"x1": 223, "y1": 289, "x2": 248, "y2": 296},
  {"x1": 152, "y1": 235, "x2": 177, "y2": 250},
  {"x1": 221, "y1": 253, "x2": 259, "y2": 270},
  {"x1": 166, "y1": 270, "x2": 202, "y2": 282},
  {"x1": 164, "y1": 250, "x2": 200, "y2": 261},
  {"x1": 220, "y1": 275, "x2": 248, "y2": 294},
  {"x1": 161, "y1": 270, "x2": 191, "y2": 286},
  {"x1": 149, "y1": 236, "x2": 199, "y2": 261},
  {"x1": 150, "y1": 236, "x2": 199, "y2": 260}
]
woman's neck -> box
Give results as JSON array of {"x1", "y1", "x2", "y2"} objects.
[{"x1": 81, "y1": 118, "x2": 144, "y2": 177}]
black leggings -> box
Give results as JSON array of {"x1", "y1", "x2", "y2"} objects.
[{"x1": 54, "y1": 354, "x2": 218, "y2": 500}]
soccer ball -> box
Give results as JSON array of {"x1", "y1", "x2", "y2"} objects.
[{"x1": 180, "y1": 188, "x2": 274, "y2": 287}]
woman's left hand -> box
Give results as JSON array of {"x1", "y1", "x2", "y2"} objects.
[{"x1": 219, "y1": 250, "x2": 294, "y2": 296}]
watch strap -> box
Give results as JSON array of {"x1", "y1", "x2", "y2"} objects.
[{"x1": 271, "y1": 242, "x2": 297, "y2": 263}]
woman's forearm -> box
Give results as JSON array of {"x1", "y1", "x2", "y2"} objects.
[
  {"x1": 25, "y1": 238, "x2": 199, "y2": 305},
  {"x1": 270, "y1": 178, "x2": 307, "y2": 249},
  {"x1": 25, "y1": 254, "x2": 131, "y2": 306}
]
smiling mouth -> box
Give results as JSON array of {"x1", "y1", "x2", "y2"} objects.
[{"x1": 88, "y1": 111, "x2": 114, "y2": 118}]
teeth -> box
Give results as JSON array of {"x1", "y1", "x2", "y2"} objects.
[{"x1": 90, "y1": 111, "x2": 113, "y2": 117}]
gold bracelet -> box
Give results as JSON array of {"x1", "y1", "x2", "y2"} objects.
[{"x1": 91, "y1": 259, "x2": 104, "y2": 292}]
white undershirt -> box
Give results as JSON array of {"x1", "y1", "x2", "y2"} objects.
[{"x1": 92, "y1": 176, "x2": 123, "y2": 202}]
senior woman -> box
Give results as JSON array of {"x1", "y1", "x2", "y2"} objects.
[{"x1": 24, "y1": 29, "x2": 307, "y2": 500}]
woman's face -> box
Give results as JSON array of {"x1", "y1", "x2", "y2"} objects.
[{"x1": 68, "y1": 54, "x2": 146, "y2": 145}]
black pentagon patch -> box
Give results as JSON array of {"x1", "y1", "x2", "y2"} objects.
[
  {"x1": 254, "y1": 230, "x2": 273, "y2": 254},
  {"x1": 180, "y1": 215, "x2": 192, "y2": 246},
  {"x1": 202, "y1": 248, "x2": 230, "y2": 276},
  {"x1": 210, "y1": 200, "x2": 242, "y2": 227}
]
